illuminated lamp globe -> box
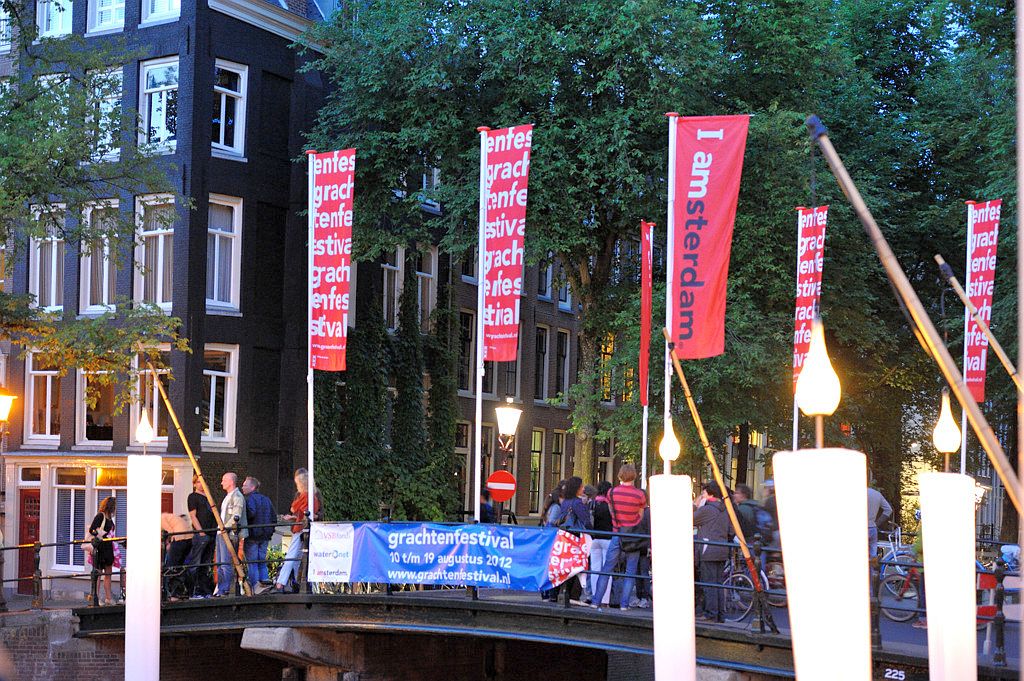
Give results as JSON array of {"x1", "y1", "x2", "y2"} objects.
[
  {"x1": 137, "y1": 408, "x2": 155, "y2": 445},
  {"x1": 795, "y1": 316, "x2": 841, "y2": 417},
  {"x1": 932, "y1": 388, "x2": 961, "y2": 454},
  {"x1": 0, "y1": 387, "x2": 16, "y2": 422},
  {"x1": 495, "y1": 397, "x2": 523, "y2": 438},
  {"x1": 659, "y1": 424, "x2": 681, "y2": 463}
]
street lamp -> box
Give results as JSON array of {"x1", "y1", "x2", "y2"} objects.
[
  {"x1": 125, "y1": 409, "x2": 161, "y2": 681},
  {"x1": 495, "y1": 397, "x2": 522, "y2": 465},
  {"x1": 795, "y1": 314, "x2": 841, "y2": 448},
  {"x1": 0, "y1": 387, "x2": 14, "y2": 613},
  {"x1": 933, "y1": 388, "x2": 961, "y2": 472}
]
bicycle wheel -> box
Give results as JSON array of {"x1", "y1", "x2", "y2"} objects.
[
  {"x1": 763, "y1": 562, "x2": 787, "y2": 607},
  {"x1": 878, "y1": 574, "x2": 919, "y2": 622},
  {"x1": 722, "y1": 573, "x2": 755, "y2": 622},
  {"x1": 881, "y1": 551, "x2": 915, "y2": 584}
]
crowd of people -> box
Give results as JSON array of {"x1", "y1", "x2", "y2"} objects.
[{"x1": 87, "y1": 467, "x2": 320, "y2": 603}]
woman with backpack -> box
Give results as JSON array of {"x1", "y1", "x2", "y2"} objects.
[
  {"x1": 586, "y1": 481, "x2": 614, "y2": 606},
  {"x1": 539, "y1": 480, "x2": 567, "y2": 602}
]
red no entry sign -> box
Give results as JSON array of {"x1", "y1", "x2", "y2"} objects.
[{"x1": 486, "y1": 470, "x2": 517, "y2": 503}]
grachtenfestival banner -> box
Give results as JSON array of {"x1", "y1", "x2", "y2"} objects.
[{"x1": 309, "y1": 522, "x2": 589, "y2": 591}]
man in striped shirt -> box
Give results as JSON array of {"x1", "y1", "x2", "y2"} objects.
[{"x1": 589, "y1": 463, "x2": 648, "y2": 610}]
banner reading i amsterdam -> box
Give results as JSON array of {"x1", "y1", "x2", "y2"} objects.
[
  {"x1": 309, "y1": 149, "x2": 355, "y2": 372},
  {"x1": 792, "y1": 205, "x2": 829, "y2": 388},
  {"x1": 483, "y1": 124, "x2": 533, "y2": 362},
  {"x1": 308, "y1": 522, "x2": 590, "y2": 591},
  {"x1": 963, "y1": 199, "x2": 1001, "y2": 402},
  {"x1": 671, "y1": 115, "x2": 749, "y2": 359}
]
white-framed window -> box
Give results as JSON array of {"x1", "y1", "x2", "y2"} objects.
[
  {"x1": 382, "y1": 249, "x2": 400, "y2": 331},
  {"x1": 413, "y1": 247, "x2": 436, "y2": 333},
  {"x1": 26, "y1": 352, "x2": 61, "y2": 443},
  {"x1": 206, "y1": 195, "x2": 242, "y2": 311},
  {"x1": 29, "y1": 208, "x2": 65, "y2": 312},
  {"x1": 80, "y1": 202, "x2": 118, "y2": 314},
  {"x1": 460, "y1": 247, "x2": 477, "y2": 283},
  {"x1": 455, "y1": 421, "x2": 471, "y2": 511},
  {"x1": 529, "y1": 429, "x2": 545, "y2": 514},
  {"x1": 456, "y1": 309, "x2": 494, "y2": 396},
  {"x1": 555, "y1": 329, "x2": 570, "y2": 403},
  {"x1": 534, "y1": 325, "x2": 548, "y2": 401},
  {"x1": 0, "y1": 4, "x2": 12, "y2": 51},
  {"x1": 87, "y1": 0, "x2": 124, "y2": 33},
  {"x1": 77, "y1": 370, "x2": 114, "y2": 445},
  {"x1": 139, "y1": 57, "x2": 178, "y2": 151},
  {"x1": 556, "y1": 259, "x2": 572, "y2": 311},
  {"x1": 201, "y1": 344, "x2": 238, "y2": 446},
  {"x1": 54, "y1": 467, "x2": 87, "y2": 569},
  {"x1": 550, "y1": 431, "x2": 565, "y2": 492},
  {"x1": 141, "y1": 0, "x2": 179, "y2": 23},
  {"x1": 37, "y1": 0, "x2": 72, "y2": 38},
  {"x1": 130, "y1": 347, "x2": 170, "y2": 446},
  {"x1": 537, "y1": 254, "x2": 553, "y2": 299},
  {"x1": 212, "y1": 60, "x2": 247, "y2": 157},
  {"x1": 134, "y1": 196, "x2": 175, "y2": 312},
  {"x1": 90, "y1": 69, "x2": 122, "y2": 160}
]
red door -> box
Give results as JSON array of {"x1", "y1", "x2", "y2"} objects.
[{"x1": 18, "y1": 490, "x2": 40, "y2": 595}]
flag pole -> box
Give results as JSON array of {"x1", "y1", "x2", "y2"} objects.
[
  {"x1": 960, "y1": 201, "x2": 975, "y2": 476},
  {"x1": 305, "y1": 150, "x2": 317, "y2": 507},
  {"x1": 640, "y1": 220, "x2": 653, "y2": 489},
  {"x1": 663, "y1": 113, "x2": 679, "y2": 475},
  {"x1": 474, "y1": 127, "x2": 490, "y2": 523}
]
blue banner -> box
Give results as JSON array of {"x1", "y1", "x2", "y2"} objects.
[{"x1": 308, "y1": 522, "x2": 591, "y2": 591}]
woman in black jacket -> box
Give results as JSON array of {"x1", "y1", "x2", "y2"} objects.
[{"x1": 89, "y1": 496, "x2": 117, "y2": 605}]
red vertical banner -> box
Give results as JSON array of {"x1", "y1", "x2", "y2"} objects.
[
  {"x1": 309, "y1": 149, "x2": 355, "y2": 371},
  {"x1": 639, "y1": 220, "x2": 654, "y2": 406},
  {"x1": 482, "y1": 124, "x2": 533, "y2": 361},
  {"x1": 670, "y1": 115, "x2": 749, "y2": 359},
  {"x1": 963, "y1": 199, "x2": 1001, "y2": 402},
  {"x1": 792, "y1": 206, "x2": 829, "y2": 388}
]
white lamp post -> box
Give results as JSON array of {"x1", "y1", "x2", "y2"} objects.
[
  {"x1": 933, "y1": 388, "x2": 961, "y2": 472},
  {"x1": 917, "y1": 472, "x2": 977, "y2": 681},
  {"x1": 794, "y1": 314, "x2": 841, "y2": 448},
  {"x1": 650, "y1": 426, "x2": 695, "y2": 681},
  {"x1": 125, "y1": 408, "x2": 161, "y2": 681}
]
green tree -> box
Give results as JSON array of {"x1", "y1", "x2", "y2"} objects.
[{"x1": 0, "y1": 2, "x2": 189, "y2": 399}]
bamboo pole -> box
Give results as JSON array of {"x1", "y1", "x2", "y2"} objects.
[
  {"x1": 146, "y1": 361, "x2": 252, "y2": 596},
  {"x1": 806, "y1": 116, "x2": 1023, "y2": 515},
  {"x1": 662, "y1": 328, "x2": 778, "y2": 634},
  {"x1": 935, "y1": 254, "x2": 1022, "y2": 392}
]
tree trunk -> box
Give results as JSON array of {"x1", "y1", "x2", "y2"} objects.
[{"x1": 572, "y1": 331, "x2": 600, "y2": 482}]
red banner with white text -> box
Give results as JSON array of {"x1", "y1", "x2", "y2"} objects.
[
  {"x1": 792, "y1": 206, "x2": 829, "y2": 388},
  {"x1": 482, "y1": 125, "x2": 533, "y2": 361},
  {"x1": 670, "y1": 115, "x2": 749, "y2": 358},
  {"x1": 963, "y1": 199, "x2": 1001, "y2": 402},
  {"x1": 640, "y1": 221, "x2": 654, "y2": 406},
  {"x1": 309, "y1": 149, "x2": 355, "y2": 371}
]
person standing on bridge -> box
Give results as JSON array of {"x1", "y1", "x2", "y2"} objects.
[
  {"x1": 590, "y1": 464, "x2": 647, "y2": 611},
  {"x1": 273, "y1": 468, "x2": 322, "y2": 593},
  {"x1": 215, "y1": 472, "x2": 248, "y2": 597},
  {"x1": 243, "y1": 476, "x2": 277, "y2": 589},
  {"x1": 694, "y1": 481, "x2": 730, "y2": 623},
  {"x1": 89, "y1": 496, "x2": 117, "y2": 606},
  {"x1": 186, "y1": 474, "x2": 217, "y2": 598}
]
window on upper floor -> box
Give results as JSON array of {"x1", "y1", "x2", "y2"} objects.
[
  {"x1": 89, "y1": 69, "x2": 122, "y2": 160},
  {"x1": 534, "y1": 326, "x2": 548, "y2": 401},
  {"x1": 412, "y1": 247, "x2": 436, "y2": 333},
  {"x1": 600, "y1": 332, "x2": 614, "y2": 403},
  {"x1": 556, "y1": 260, "x2": 572, "y2": 311},
  {"x1": 88, "y1": 0, "x2": 124, "y2": 33},
  {"x1": 37, "y1": 0, "x2": 72, "y2": 38},
  {"x1": 537, "y1": 253, "x2": 552, "y2": 299},
  {"x1": 131, "y1": 348, "x2": 170, "y2": 446},
  {"x1": 142, "y1": 0, "x2": 179, "y2": 24},
  {"x1": 80, "y1": 203, "x2": 118, "y2": 314},
  {"x1": 139, "y1": 58, "x2": 178, "y2": 152},
  {"x1": 0, "y1": 5, "x2": 12, "y2": 52},
  {"x1": 212, "y1": 60, "x2": 247, "y2": 158},
  {"x1": 555, "y1": 329, "x2": 570, "y2": 403},
  {"x1": 134, "y1": 196, "x2": 175, "y2": 312},
  {"x1": 457, "y1": 310, "x2": 494, "y2": 395},
  {"x1": 26, "y1": 352, "x2": 61, "y2": 442},
  {"x1": 201, "y1": 345, "x2": 238, "y2": 446},
  {"x1": 206, "y1": 195, "x2": 242, "y2": 312},
  {"x1": 382, "y1": 249, "x2": 400, "y2": 331},
  {"x1": 78, "y1": 369, "x2": 114, "y2": 445},
  {"x1": 29, "y1": 207, "x2": 65, "y2": 312}
]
